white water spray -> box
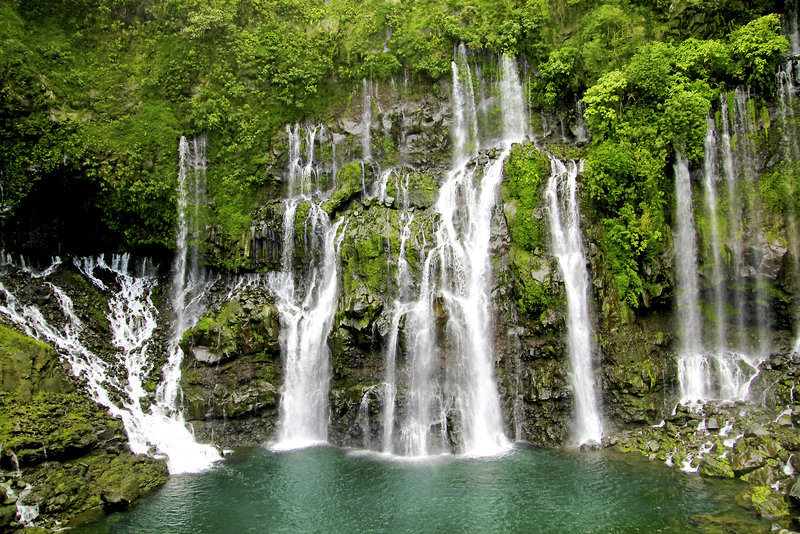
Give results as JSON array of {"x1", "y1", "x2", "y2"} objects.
[
  {"x1": 269, "y1": 126, "x2": 346, "y2": 450},
  {"x1": 545, "y1": 157, "x2": 603, "y2": 445},
  {"x1": 674, "y1": 153, "x2": 709, "y2": 404}
]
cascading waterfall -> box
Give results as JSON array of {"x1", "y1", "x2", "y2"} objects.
[
  {"x1": 674, "y1": 153, "x2": 710, "y2": 404},
  {"x1": 702, "y1": 119, "x2": 727, "y2": 354},
  {"x1": 792, "y1": 217, "x2": 800, "y2": 355},
  {"x1": 719, "y1": 97, "x2": 749, "y2": 351},
  {"x1": 158, "y1": 135, "x2": 211, "y2": 414},
  {"x1": 545, "y1": 157, "x2": 603, "y2": 445},
  {"x1": 786, "y1": 0, "x2": 800, "y2": 57},
  {"x1": 776, "y1": 35, "x2": 800, "y2": 355},
  {"x1": 0, "y1": 254, "x2": 220, "y2": 474},
  {"x1": 0, "y1": 135, "x2": 220, "y2": 473},
  {"x1": 451, "y1": 43, "x2": 479, "y2": 163},
  {"x1": 396, "y1": 51, "x2": 521, "y2": 457},
  {"x1": 362, "y1": 79, "x2": 373, "y2": 161},
  {"x1": 731, "y1": 89, "x2": 771, "y2": 357},
  {"x1": 269, "y1": 125, "x2": 345, "y2": 450},
  {"x1": 675, "y1": 99, "x2": 771, "y2": 405},
  {"x1": 699, "y1": 120, "x2": 760, "y2": 401},
  {"x1": 379, "y1": 172, "x2": 415, "y2": 454},
  {"x1": 575, "y1": 100, "x2": 588, "y2": 143}
]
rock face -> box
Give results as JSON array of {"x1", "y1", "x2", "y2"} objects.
[
  {"x1": 179, "y1": 292, "x2": 282, "y2": 448},
  {"x1": 0, "y1": 324, "x2": 168, "y2": 531}
]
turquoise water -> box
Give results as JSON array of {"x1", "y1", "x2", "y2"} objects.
[{"x1": 77, "y1": 445, "x2": 766, "y2": 533}]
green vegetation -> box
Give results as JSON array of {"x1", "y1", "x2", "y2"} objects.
[
  {"x1": 0, "y1": 0, "x2": 791, "y2": 286},
  {"x1": 503, "y1": 143, "x2": 550, "y2": 253},
  {"x1": 502, "y1": 143, "x2": 558, "y2": 322}
]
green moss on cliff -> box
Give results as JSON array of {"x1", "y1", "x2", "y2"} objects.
[{"x1": 503, "y1": 144, "x2": 550, "y2": 254}]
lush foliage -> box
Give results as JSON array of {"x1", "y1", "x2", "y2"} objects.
[
  {"x1": 578, "y1": 13, "x2": 787, "y2": 306},
  {"x1": 0, "y1": 0, "x2": 790, "y2": 267}
]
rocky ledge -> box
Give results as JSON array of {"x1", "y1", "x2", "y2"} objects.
[{"x1": 0, "y1": 324, "x2": 168, "y2": 532}]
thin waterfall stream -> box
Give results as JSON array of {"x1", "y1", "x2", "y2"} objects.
[
  {"x1": 545, "y1": 157, "x2": 603, "y2": 445},
  {"x1": 674, "y1": 152, "x2": 709, "y2": 404}
]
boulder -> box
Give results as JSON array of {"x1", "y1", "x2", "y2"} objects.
[
  {"x1": 741, "y1": 466, "x2": 778, "y2": 486},
  {"x1": 742, "y1": 486, "x2": 790, "y2": 519},
  {"x1": 698, "y1": 455, "x2": 735, "y2": 478},
  {"x1": 731, "y1": 450, "x2": 765, "y2": 476},
  {"x1": 100, "y1": 474, "x2": 141, "y2": 511},
  {"x1": 788, "y1": 477, "x2": 800, "y2": 503},
  {"x1": 0, "y1": 504, "x2": 15, "y2": 528}
]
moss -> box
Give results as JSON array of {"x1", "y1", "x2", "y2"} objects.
[
  {"x1": 294, "y1": 202, "x2": 312, "y2": 236},
  {"x1": 508, "y1": 246, "x2": 558, "y2": 324},
  {"x1": 502, "y1": 142, "x2": 551, "y2": 253},
  {"x1": 323, "y1": 161, "x2": 363, "y2": 215},
  {"x1": 742, "y1": 486, "x2": 790, "y2": 519},
  {"x1": 698, "y1": 455, "x2": 735, "y2": 478},
  {"x1": 374, "y1": 135, "x2": 398, "y2": 166},
  {"x1": 0, "y1": 324, "x2": 73, "y2": 402}
]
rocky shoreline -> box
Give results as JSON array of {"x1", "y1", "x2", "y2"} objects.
[{"x1": 601, "y1": 350, "x2": 800, "y2": 531}]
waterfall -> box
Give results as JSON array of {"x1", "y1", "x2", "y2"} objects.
[
  {"x1": 269, "y1": 125, "x2": 345, "y2": 450},
  {"x1": 451, "y1": 43, "x2": 478, "y2": 164},
  {"x1": 398, "y1": 241, "x2": 441, "y2": 456},
  {"x1": 674, "y1": 153, "x2": 710, "y2": 404},
  {"x1": 447, "y1": 52, "x2": 523, "y2": 455},
  {"x1": 158, "y1": 135, "x2": 210, "y2": 414},
  {"x1": 575, "y1": 100, "x2": 588, "y2": 143},
  {"x1": 380, "y1": 173, "x2": 414, "y2": 453},
  {"x1": 362, "y1": 79, "x2": 373, "y2": 161},
  {"x1": 0, "y1": 254, "x2": 220, "y2": 474},
  {"x1": 793, "y1": 217, "x2": 800, "y2": 354},
  {"x1": 149, "y1": 134, "x2": 220, "y2": 471},
  {"x1": 700, "y1": 119, "x2": 761, "y2": 401},
  {"x1": 675, "y1": 99, "x2": 770, "y2": 405},
  {"x1": 545, "y1": 157, "x2": 603, "y2": 445},
  {"x1": 777, "y1": 42, "x2": 800, "y2": 355},
  {"x1": 786, "y1": 0, "x2": 800, "y2": 57},
  {"x1": 719, "y1": 96, "x2": 749, "y2": 352},
  {"x1": 732, "y1": 89, "x2": 771, "y2": 356},
  {"x1": 392, "y1": 50, "x2": 521, "y2": 457},
  {"x1": 702, "y1": 118, "x2": 727, "y2": 354},
  {"x1": 0, "y1": 135, "x2": 222, "y2": 472}
]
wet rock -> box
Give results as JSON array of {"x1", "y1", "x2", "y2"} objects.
[
  {"x1": 192, "y1": 346, "x2": 224, "y2": 364},
  {"x1": 763, "y1": 441, "x2": 783, "y2": 459},
  {"x1": 788, "y1": 477, "x2": 800, "y2": 503},
  {"x1": 742, "y1": 486, "x2": 790, "y2": 519},
  {"x1": 732, "y1": 450, "x2": 766, "y2": 476},
  {"x1": 0, "y1": 323, "x2": 169, "y2": 530},
  {"x1": 100, "y1": 474, "x2": 141, "y2": 511},
  {"x1": 706, "y1": 418, "x2": 720, "y2": 431},
  {"x1": 0, "y1": 504, "x2": 14, "y2": 528},
  {"x1": 744, "y1": 424, "x2": 769, "y2": 438},
  {"x1": 741, "y1": 466, "x2": 778, "y2": 486},
  {"x1": 778, "y1": 413, "x2": 794, "y2": 427},
  {"x1": 698, "y1": 455, "x2": 734, "y2": 478}
]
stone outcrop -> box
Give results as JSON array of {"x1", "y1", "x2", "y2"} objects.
[
  {"x1": 0, "y1": 324, "x2": 168, "y2": 532},
  {"x1": 179, "y1": 291, "x2": 282, "y2": 448}
]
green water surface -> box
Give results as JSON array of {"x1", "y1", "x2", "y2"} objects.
[{"x1": 76, "y1": 445, "x2": 767, "y2": 533}]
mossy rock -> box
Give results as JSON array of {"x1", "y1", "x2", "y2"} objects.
[
  {"x1": 698, "y1": 455, "x2": 735, "y2": 478},
  {"x1": 0, "y1": 324, "x2": 73, "y2": 401},
  {"x1": 182, "y1": 298, "x2": 280, "y2": 365},
  {"x1": 741, "y1": 485, "x2": 790, "y2": 519}
]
